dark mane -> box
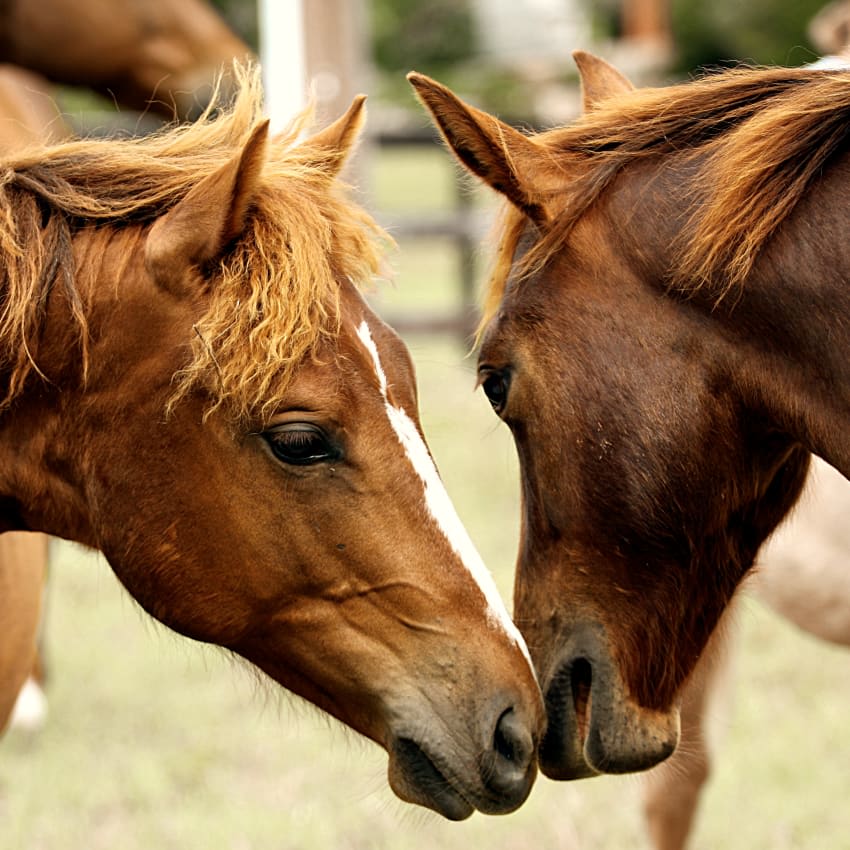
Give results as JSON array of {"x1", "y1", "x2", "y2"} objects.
[
  {"x1": 485, "y1": 66, "x2": 850, "y2": 323},
  {"x1": 0, "y1": 64, "x2": 386, "y2": 420}
]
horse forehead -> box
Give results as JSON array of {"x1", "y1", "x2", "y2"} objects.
[
  {"x1": 479, "y1": 294, "x2": 555, "y2": 368},
  {"x1": 336, "y1": 301, "x2": 417, "y2": 402}
]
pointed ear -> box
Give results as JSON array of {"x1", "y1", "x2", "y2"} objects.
[
  {"x1": 407, "y1": 71, "x2": 548, "y2": 224},
  {"x1": 572, "y1": 50, "x2": 634, "y2": 112},
  {"x1": 297, "y1": 94, "x2": 366, "y2": 177},
  {"x1": 145, "y1": 119, "x2": 269, "y2": 295}
]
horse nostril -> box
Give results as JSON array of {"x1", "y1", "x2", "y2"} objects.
[
  {"x1": 570, "y1": 657, "x2": 593, "y2": 740},
  {"x1": 493, "y1": 707, "x2": 531, "y2": 764},
  {"x1": 481, "y1": 705, "x2": 536, "y2": 806}
]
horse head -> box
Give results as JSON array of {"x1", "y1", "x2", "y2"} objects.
[
  {"x1": 410, "y1": 55, "x2": 815, "y2": 780},
  {"x1": 0, "y1": 69, "x2": 543, "y2": 818}
]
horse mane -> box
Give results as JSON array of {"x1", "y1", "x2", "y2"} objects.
[
  {"x1": 0, "y1": 62, "x2": 386, "y2": 421},
  {"x1": 484, "y1": 66, "x2": 850, "y2": 327}
]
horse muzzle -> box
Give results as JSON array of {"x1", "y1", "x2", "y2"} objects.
[
  {"x1": 538, "y1": 623, "x2": 680, "y2": 779},
  {"x1": 387, "y1": 696, "x2": 539, "y2": 819}
]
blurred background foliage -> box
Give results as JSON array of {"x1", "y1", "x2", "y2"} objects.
[
  {"x1": 371, "y1": 0, "x2": 477, "y2": 75},
  {"x1": 585, "y1": 0, "x2": 826, "y2": 69},
  {"x1": 668, "y1": 0, "x2": 827, "y2": 71},
  {"x1": 206, "y1": 1, "x2": 838, "y2": 118}
]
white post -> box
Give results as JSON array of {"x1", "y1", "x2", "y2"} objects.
[{"x1": 258, "y1": 0, "x2": 307, "y2": 131}]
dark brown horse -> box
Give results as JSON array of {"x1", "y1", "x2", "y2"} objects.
[
  {"x1": 0, "y1": 0, "x2": 250, "y2": 119},
  {"x1": 409, "y1": 55, "x2": 850, "y2": 781},
  {"x1": 0, "y1": 65, "x2": 544, "y2": 820}
]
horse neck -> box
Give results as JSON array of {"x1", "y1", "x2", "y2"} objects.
[
  {"x1": 0, "y1": 223, "x2": 189, "y2": 542},
  {"x1": 612, "y1": 154, "x2": 850, "y2": 477},
  {"x1": 722, "y1": 154, "x2": 850, "y2": 475}
]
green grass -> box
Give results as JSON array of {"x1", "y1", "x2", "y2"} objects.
[{"x1": 2, "y1": 146, "x2": 849, "y2": 850}]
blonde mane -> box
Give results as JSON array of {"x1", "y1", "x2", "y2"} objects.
[
  {"x1": 484, "y1": 66, "x2": 850, "y2": 328},
  {"x1": 0, "y1": 63, "x2": 386, "y2": 421}
]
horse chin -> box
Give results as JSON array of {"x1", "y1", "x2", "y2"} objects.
[
  {"x1": 387, "y1": 726, "x2": 537, "y2": 819},
  {"x1": 388, "y1": 737, "x2": 475, "y2": 821},
  {"x1": 538, "y1": 627, "x2": 680, "y2": 779}
]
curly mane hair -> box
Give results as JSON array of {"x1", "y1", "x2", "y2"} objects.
[{"x1": 0, "y1": 63, "x2": 387, "y2": 421}]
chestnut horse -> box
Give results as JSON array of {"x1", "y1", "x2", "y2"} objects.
[
  {"x1": 0, "y1": 0, "x2": 250, "y2": 733},
  {"x1": 409, "y1": 58, "x2": 850, "y2": 780},
  {"x1": 0, "y1": 65, "x2": 544, "y2": 820},
  {"x1": 0, "y1": 0, "x2": 250, "y2": 120}
]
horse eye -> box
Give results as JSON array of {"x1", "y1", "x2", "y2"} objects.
[
  {"x1": 263, "y1": 423, "x2": 339, "y2": 466},
  {"x1": 481, "y1": 370, "x2": 510, "y2": 414}
]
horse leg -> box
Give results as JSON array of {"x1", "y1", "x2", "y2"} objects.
[
  {"x1": 9, "y1": 639, "x2": 49, "y2": 731},
  {"x1": 642, "y1": 610, "x2": 736, "y2": 850},
  {"x1": 0, "y1": 532, "x2": 48, "y2": 734}
]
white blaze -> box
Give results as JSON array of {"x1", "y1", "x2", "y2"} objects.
[{"x1": 356, "y1": 320, "x2": 532, "y2": 664}]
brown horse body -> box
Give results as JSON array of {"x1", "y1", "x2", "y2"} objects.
[
  {"x1": 411, "y1": 60, "x2": 850, "y2": 780},
  {"x1": 0, "y1": 66, "x2": 544, "y2": 819},
  {"x1": 0, "y1": 0, "x2": 250, "y2": 119}
]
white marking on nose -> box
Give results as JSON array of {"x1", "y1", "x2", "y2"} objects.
[{"x1": 356, "y1": 319, "x2": 532, "y2": 665}]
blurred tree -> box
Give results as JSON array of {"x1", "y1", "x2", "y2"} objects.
[
  {"x1": 209, "y1": 0, "x2": 258, "y2": 50},
  {"x1": 372, "y1": 0, "x2": 476, "y2": 74},
  {"x1": 671, "y1": 0, "x2": 827, "y2": 72}
]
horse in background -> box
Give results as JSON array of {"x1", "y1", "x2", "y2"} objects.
[
  {"x1": 410, "y1": 48, "x2": 850, "y2": 807},
  {"x1": 0, "y1": 0, "x2": 252, "y2": 148},
  {"x1": 810, "y1": 0, "x2": 850, "y2": 62},
  {"x1": 0, "y1": 533, "x2": 47, "y2": 732},
  {"x1": 0, "y1": 0, "x2": 251, "y2": 732},
  {"x1": 0, "y1": 0, "x2": 250, "y2": 121},
  {"x1": 0, "y1": 66, "x2": 67, "y2": 150}
]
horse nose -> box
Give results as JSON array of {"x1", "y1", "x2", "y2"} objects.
[{"x1": 480, "y1": 704, "x2": 537, "y2": 810}]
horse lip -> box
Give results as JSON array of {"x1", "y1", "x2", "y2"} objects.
[
  {"x1": 539, "y1": 657, "x2": 599, "y2": 780},
  {"x1": 388, "y1": 737, "x2": 475, "y2": 821},
  {"x1": 539, "y1": 652, "x2": 680, "y2": 778}
]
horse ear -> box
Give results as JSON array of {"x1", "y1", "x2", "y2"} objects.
[
  {"x1": 297, "y1": 94, "x2": 367, "y2": 177},
  {"x1": 572, "y1": 50, "x2": 634, "y2": 112},
  {"x1": 407, "y1": 72, "x2": 547, "y2": 224},
  {"x1": 145, "y1": 119, "x2": 269, "y2": 295}
]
